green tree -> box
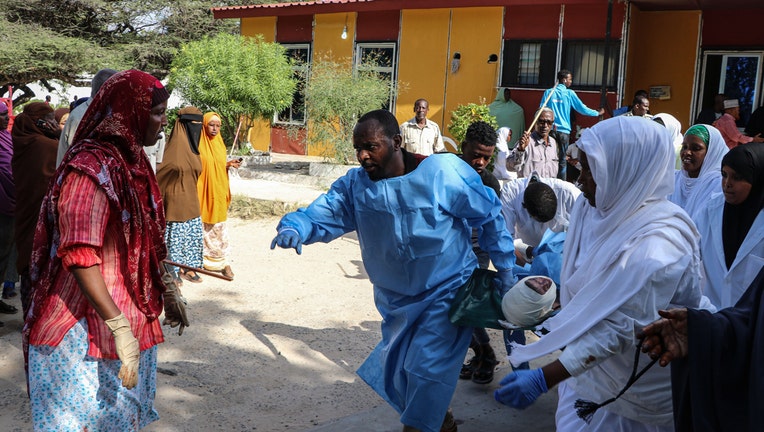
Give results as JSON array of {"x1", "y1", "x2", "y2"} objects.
[
  {"x1": 0, "y1": 0, "x2": 250, "y2": 105},
  {"x1": 168, "y1": 33, "x2": 296, "y2": 146},
  {"x1": 303, "y1": 55, "x2": 393, "y2": 164}
]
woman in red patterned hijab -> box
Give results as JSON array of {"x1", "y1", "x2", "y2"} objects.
[{"x1": 24, "y1": 70, "x2": 184, "y2": 430}]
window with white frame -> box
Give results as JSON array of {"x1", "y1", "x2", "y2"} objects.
[
  {"x1": 275, "y1": 44, "x2": 311, "y2": 125},
  {"x1": 355, "y1": 42, "x2": 397, "y2": 111}
]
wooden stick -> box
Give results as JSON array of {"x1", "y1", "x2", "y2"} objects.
[
  {"x1": 229, "y1": 119, "x2": 243, "y2": 157},
  {"x1": 163, "y1": 260, "x2": 234, "y2": 282},
  {"x1": 526, "y1": 87, "x2": 556, "y2": 134}
]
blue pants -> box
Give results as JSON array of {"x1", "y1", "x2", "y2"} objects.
[{"x1": 556, "y1": 132, "x2": 570, "y2": 181}]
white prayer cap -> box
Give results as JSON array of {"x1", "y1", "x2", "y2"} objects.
[
  {"x1": 723, "y1": 99, "x2": 739, "y2": 109},
  {"x1": 501, "y1": 276, "x2": 556, "y2": 327}
]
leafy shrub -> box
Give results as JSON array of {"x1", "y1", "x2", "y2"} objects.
[{"x1": 447, "y1": 101, "x2": 498, "y2": 148}]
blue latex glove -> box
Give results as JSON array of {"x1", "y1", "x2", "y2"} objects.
[
  {"x1": 270, "y1": 228, "x2": 303, "y2": 255},
  {"x1": 494, "y1": 368, "x2": 548, "y2": 409},
  {"x1": 497, "y1": 268, "x2": 517, "y2": 296}
]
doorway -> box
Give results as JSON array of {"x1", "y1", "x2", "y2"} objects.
[{"x1": 697, "y1": 51, "x2": 764, "y2": 126}]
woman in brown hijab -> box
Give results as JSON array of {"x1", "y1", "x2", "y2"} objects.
[
  {"x1": 54, "y1": 107, "x2": 70, "y2": 129},
  {"x1": 11, "y1": 101, "x2": 59, "y2": 314},
  {"x1": 156, "y1": 107, "x2": 205, "y2": 283}
]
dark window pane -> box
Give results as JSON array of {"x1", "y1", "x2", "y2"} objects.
[
  {"x1": 500, "y1": 39, "x2": 557, "y2": 88},
  {"x1": 361, "y1": 47, "x2": 394, "y2": 68},
  {"x1": 723, "y1": 55, "x2": 760, "y2": 126},
  {"x1": 356, "y1": 43, "x2": 397, "y2": 111},
  {"x1": 276, "y1": 44, "x2": 310, "y2": 124},
  {"x1": 518, "y1": 43, "x2": 541, "y2": 85},
  {"x1": 562, "y1": 41, "x2": 619, "y2": 89}
]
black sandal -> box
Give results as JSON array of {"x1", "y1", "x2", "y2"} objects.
[
  {"x1": 471, "y1": 356, "x2": 498, "y2": 384},
  {"x1": 180, "y1": 270, "x2": 202, "y2": 283},
  {"x1": 440, "y1": 409, "x2": 457, "y2": 432},
  {"x1": 459, "y1": 356, "x2": 478, "y2": 379},
  {"x1": 0, "y1": 300, "x2": 18, "y2": 314}
]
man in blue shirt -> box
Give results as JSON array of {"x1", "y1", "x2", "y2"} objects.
[
  {"x1": 541, "y1": 70, "x2": 604, "y2": 181},
  {"x1": 271, "y1": 109, "x2": 517, "y2": 432}
]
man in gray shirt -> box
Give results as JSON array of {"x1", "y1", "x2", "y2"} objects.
[{"x1": 507, "y1": 108, "x2": 559, "y2": 178}]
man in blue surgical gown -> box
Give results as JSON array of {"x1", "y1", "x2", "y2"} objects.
[{"x1": 271, "y1": 109, "x2": 516, "y2": 432}]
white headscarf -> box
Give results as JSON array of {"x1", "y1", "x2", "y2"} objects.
[
  {"x1": 493, "y1": 126, "x2": 512, "y2": 180},
  {"x1": 667, "y1": 124, "x2": 728, "y2": 222},
  {"x1": 510, "y1": 117, "x2": 699, "y2": 365},
  {"x1": 652, "y1": 113, "x2": 683, "y2": 169}
]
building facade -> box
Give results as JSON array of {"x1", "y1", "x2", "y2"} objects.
[{"x1": 213, "y1": 0, "x2": 764, "y2": 155}]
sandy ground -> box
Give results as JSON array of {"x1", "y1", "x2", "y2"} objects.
[{"x1": 0, "y1": 175, "x2": 544, "y2": 431}]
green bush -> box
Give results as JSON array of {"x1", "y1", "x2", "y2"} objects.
[
  {"x1": 301, "y1": 54, "x2": 394, "y2": 164},
  {"x1": 447, "y1": 102, "x2": 498, "y2": 149}
]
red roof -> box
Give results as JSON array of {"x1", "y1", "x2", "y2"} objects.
[
  {"x1": 212, "y1": 0, "x2": 608, "y2": 19},
  {"x1": 211, "y1": 0, "x2": 764, "y2": 19}
]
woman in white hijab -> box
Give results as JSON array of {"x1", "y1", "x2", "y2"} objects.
[
  {"x1": 667, "y1": 124, "x2": 728, "y2": 223},
  {"x1": 494, "y1": 117, "x2": 705, "y2": 431},
  {"x1": 493, "y1": 127, "x2": 514, "y2": 181},
  {"x1": 652, "y1": 113, "x2": 684, "y2": 169}
]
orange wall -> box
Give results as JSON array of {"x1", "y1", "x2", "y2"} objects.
[
  {"x1": 242, "y1": 17, "x2": 277, "y2": 151},
  {"x1": 396, "y1": 9, "x2": 451, "y2": 132},
  {"x1": 624, "y1": 9, "x2": 701, "y2": 127},
  {"x1": 443, "y1": 7, "x2": 504, "y2": 139}
]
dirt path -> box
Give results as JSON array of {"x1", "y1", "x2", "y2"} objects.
[
  {"x1": 0, "y1": 174, "x2": 548, "y2": 431},
  {"x1": 0, "y1": 217, "x2": 391, "y2": 431}
]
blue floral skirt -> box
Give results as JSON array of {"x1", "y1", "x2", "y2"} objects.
[
  {"x1": 165, "y1": 216, "x2": 204, "y2": 275},
  {"x1": 29, "y1": 319, "x2": 159, "y2": 431}
]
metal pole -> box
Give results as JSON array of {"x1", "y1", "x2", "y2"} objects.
[{"x1": 600, "y1": 0, "x2": 614, "y2": 116}]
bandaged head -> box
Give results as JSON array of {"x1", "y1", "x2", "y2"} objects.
[{"x1": 501, "y1": 276, "x2": 556, "y2": 327}]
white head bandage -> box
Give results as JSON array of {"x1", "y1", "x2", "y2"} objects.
[{"x1": 501, "y1": 276, "x2": 556, "y2": 327}]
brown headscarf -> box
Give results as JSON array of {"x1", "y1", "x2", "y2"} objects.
[
  {"x1": 156, "y1": 106, "x2": 204, "y2": 222},
  {"x1": 11, "y1": 102, "x2": 56, "y2": 273},
  {"x1": 54, "y1": 107, "x2": 70, "y2": 124}
]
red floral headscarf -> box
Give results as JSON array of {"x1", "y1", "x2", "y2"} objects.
[{"x1": 26, "y1": 70, "x2": 170, "y2": 333}]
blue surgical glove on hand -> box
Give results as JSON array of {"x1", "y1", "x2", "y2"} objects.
[
  {"x1": 270, "y1": 228, "x2": 303, "y2": 255},
  {"x1": 494, "y1": 368, "x2": 548, "y2": 409},
  {"x1": 497, "y1": 268, "x2": 517, "y2": 296}
]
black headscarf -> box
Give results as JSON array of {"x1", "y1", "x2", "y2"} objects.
[
  {"x1": 181, "y1": 112, "x2": 203, "y2": 155},
  {"x1": 721, "y1": 143, "x2": 764, "y2": 268}
]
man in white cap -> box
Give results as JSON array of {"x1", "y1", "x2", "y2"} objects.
[{"x1": 713, "y1": 98, "x2": 764, "y2": 149}]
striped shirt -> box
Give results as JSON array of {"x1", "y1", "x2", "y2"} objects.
[{"x1": 29, "y1": 172, "x2": 164, "y2": 359}]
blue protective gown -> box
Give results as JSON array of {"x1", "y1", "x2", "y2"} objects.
[{"x1": 277, "y1": 153, "x2": 515, "y2": 431}]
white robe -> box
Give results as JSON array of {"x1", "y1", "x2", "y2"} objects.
[
  {"x1": 509, "y1": 117, "x2": 704, "y2": 429},
  {"x1": 696, "y1": 192, "x2": 764, "y2": 308},
  {"x1": 500, "y1": 175, "x2": 580, "y2": 247}
]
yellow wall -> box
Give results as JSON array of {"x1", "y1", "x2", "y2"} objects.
[
  {"x1": 306, "y1": 13, "x2": 357, "y2": 156},
  {"x1": 242, "y1": 17, "x2": 277, "y2": 151},
  {"x1": 313, "y1": 13, "x2": 355, "y2": 65},
  {"x1": 397, "y1": 7, "x2": 503, "y2": 142},
  {"x1": 241, "y1": 17, "x2": 276, "y2": 42},
  {"x1": 396, "y1": 9, "x2": 451, "y2": 131},
  {"x1": 443, "y1": 7, "x2": 504, "y2": 139},
  {"x1": 624, "y1": 9, "x2": 701, "y2": 126},
  {"x1": 241, "y1": 9, "x2": 505, "y2": 154}
]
